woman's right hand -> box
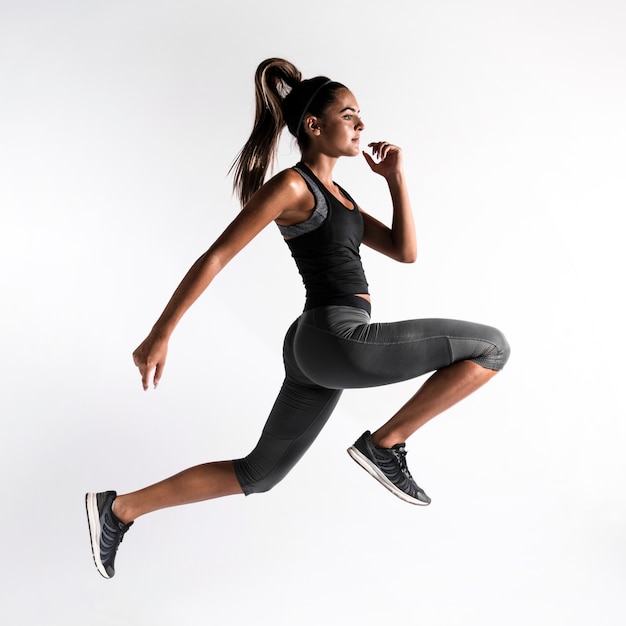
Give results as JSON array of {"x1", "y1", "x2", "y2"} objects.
[{"x1": 132, "y1": 332, "x2": 169, "y2": 390}]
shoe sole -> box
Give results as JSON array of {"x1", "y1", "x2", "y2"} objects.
[
  {"x1": 85, "y1": 493, "x2": 111, "y2": 579},
  {"x1": 347, "y1": 446, "x2": 430, "y2": 506}
]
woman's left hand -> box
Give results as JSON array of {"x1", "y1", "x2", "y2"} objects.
[{"x1": 362, "y1": 142, "x2": 404, "y2": 178}]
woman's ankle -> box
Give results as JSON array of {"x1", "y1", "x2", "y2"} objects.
[
  {"x1": 370, "y1": 430, "x2": 402, "y2": 449},
  {"x1": 111, "y1": 495, "x2": 134, "y2": 525}
]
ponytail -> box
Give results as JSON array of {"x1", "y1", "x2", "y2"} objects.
[
  {"x1": 230, "y1": 58, "x2": 347, "y2": 207},
  {"x1": 230, "y1": 58, "x2": 301, "y2": 207}
]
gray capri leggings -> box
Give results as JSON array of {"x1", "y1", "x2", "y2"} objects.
[{"x1": 233, "y1": 304, "x2": 510, "y2": 495}]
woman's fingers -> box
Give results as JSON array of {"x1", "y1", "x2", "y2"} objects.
[
  {"x1": 364, "y1": 142, "x2": 403, "y2": 176},
  {"x1": 132, "y1": 352, "x2": 151, "y2": 390},
  {"x1": 362, "y1": 150, "x2": 376, "y2": 170},
  {"x1": 368, "y1": 141, "x2": 384, "y2": 159},
  {"x1": 368, "y1": 141, "x2": 398, "y2": 161},
  {"x1": 153, "y1": 360, "x2": 165, "y2": 389},
  {"x1": 133, "y1": 338, "x2": 168, "y2": 390}
]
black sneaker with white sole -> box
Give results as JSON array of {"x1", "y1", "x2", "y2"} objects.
[
  {"x1": 85, "y1": 491, "x2": 133, "y2": 578},
  {"x1": 348, "y1": 431, "x2": 431, "y2": 506}
]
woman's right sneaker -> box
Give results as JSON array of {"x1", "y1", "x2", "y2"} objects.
[
  {"x1": 347, "y1": 431, "x2": 431, "y2": 506},
  {"x1": 85, "y1": 491, "x2": 133, "y2": 578}
]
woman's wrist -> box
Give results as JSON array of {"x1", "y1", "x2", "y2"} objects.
[
  {"x1": 150, "y1": 322, "x2": 173, "y2": 342},
  {"x1": 384, "y1": 170, "x2": 406, "y2": 187}
]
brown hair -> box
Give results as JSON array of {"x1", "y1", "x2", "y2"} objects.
[{"x1": 230, "y1": 58, "x2": 346, "y2": 206}]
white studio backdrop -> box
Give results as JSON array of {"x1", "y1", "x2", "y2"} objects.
[{"x1": 1, "y1": 1, "x2": 625, "y2": 625}]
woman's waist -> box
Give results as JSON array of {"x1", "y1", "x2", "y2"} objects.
[{"x1": 304, "y1": 293, "x2": 371, "y2": 315}]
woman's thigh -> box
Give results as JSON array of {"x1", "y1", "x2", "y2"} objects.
[
  {"x1": 232, "y1": 318, "x2": 343, "y2": 494},
  {"x1": 294, "y1": 307, "x2": 510, "y2": 390}
]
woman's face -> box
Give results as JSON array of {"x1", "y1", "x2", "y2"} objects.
[{"x1": 309, "y1": 89, "x2": 365, "y2": 157}]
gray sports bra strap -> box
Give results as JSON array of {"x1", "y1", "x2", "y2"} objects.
[{"x1": 277, "y1": 166, "x2": 329, "y2": 239}]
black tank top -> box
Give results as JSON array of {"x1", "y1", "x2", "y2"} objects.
[{"x1": 278, "y1": 163, "x2": 369, "y2": 308}]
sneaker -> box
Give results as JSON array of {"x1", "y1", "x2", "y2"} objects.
[
  {"x1": 85, "y1": 491, "x2": 133, "y2": 578},
  {"x1": 347, "y1": 431, "x2": 431, "y2": 505}
]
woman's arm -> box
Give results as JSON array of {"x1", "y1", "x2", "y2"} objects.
[
  {"x1": 360, "y1": 143, "x2": 417, "y2": 263},
  {"x1": 132, "y1": 170, "x2": 307, "y2": 390}
]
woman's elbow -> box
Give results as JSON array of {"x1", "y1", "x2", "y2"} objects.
[{"x1": 398, "y1": 246, "x2": 417, "y2": 263}]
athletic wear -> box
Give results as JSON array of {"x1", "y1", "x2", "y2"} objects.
[
  {"x1": 278, "y1": 163, "x2": 369, "y2": 307},
  {"x1": 233, "y1": 166, "x2": 510, "y2": 497},
  {"x1": 85, "y1": 491, "x2": 132, "y2": 578},
  {"x1": 348, "y1": 431, "x2": 431, "y2": 505},
  {"x1": 276, "y1": 165, "x2": 329, "y2": 239},
  {"x1": 233, "y1": 305, "x2": 509, "y2": 495}
]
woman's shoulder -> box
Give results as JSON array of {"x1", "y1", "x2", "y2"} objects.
[
  {"x1": 263, "y1": 167, "x2": 310, "y2": 201},
  {"x1": 254, "y1": 167, "x2": 317, "y2": 221}
]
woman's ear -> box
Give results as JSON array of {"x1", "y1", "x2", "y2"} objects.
[{"x1": 304, "y1": 115, "x2": 322, "y2": 136}]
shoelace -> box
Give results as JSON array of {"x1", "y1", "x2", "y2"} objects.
[
  {"x1": 103, "y1": 516, "x2": 132, "y2": 555},
  {"x1": 392, "y1": 446, "x2": 414, "y2": 480},
  {"x1": 116, "y1": 519, "x2": 133, "y2": 546}
]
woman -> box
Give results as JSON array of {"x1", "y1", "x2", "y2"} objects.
[{"x1": 86, "y1": 58, "x2": 510, "y2": 579}]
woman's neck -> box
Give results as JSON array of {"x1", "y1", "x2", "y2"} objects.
[{"x1": 300, "y1": 153, "x2": 339, "y2": 188}]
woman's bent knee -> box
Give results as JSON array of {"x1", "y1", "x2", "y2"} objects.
[
  {"x1": 232, "y1": 457, "x2": 289, "y2": 495},
  {"x1": 474, "y1": 326, "x2": 510, "y2": 371}
]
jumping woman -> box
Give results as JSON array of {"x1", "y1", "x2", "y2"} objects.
[{"x1": 86, "y1": 58, "x2": 510, "y2": 579}]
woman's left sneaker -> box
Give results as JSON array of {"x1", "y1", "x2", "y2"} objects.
[
  {"x1": 348, "y1": 431, "x2": 431, "y2": 505},
  {"x1": 85, "y1": 491, "x2": 133, "y2": 578}
]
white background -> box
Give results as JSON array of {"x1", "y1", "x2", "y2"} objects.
[{"x1": 1, "y1": 1, "x2": 625, "y2": 624}]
